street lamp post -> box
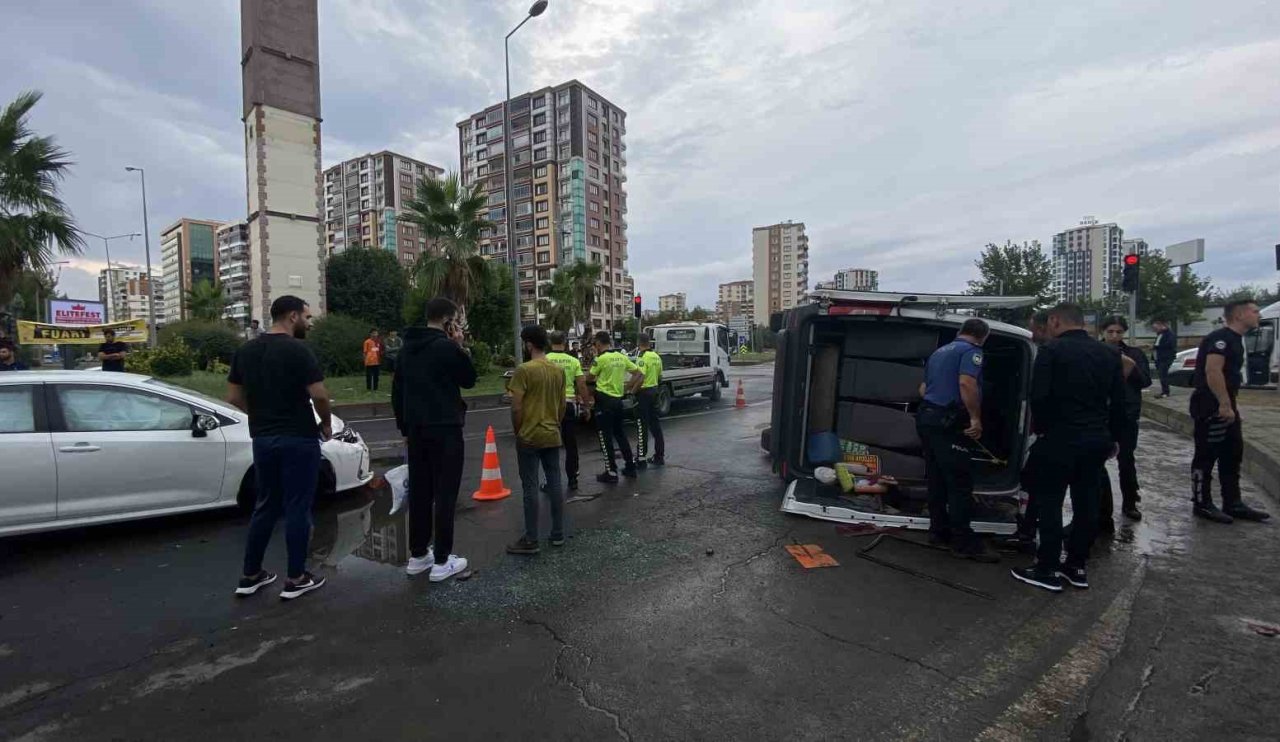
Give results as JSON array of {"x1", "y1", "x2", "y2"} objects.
[
  {"x1": 80, "y1": 231, "x2": 140, "y2": 322},
  {"x1": 124, "y1": 167, "x2": 157, "y2": 347},
  {"x1": 504, "y1": 0, "x2": 549, "y2": 364}
]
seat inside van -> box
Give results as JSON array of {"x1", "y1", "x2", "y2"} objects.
[{"x1": 797, "y1": 317, "x2": 1029, "y2": 524}]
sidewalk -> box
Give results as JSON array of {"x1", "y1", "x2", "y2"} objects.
[{"x1": 1141, "y1": 387, "x2": 1280, "y2": 499}]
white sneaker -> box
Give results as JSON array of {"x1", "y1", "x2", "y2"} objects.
[
  {"x1": 429, "y1": 555, "x2": 468, "y2": 582},
  {"x1": 406, "y1": 547, "x2": 434, "y2": 575}
]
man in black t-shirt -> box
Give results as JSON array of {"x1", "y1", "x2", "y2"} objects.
[
  {"x1": 227, "y1": 295, "x2": 334, "y2": 601},
  {"x1": 1189, "y1": 300, "x2": 1269, "y2": 524},
  {"x1": 97, "y1": 329, "x2": 128, "y2": 372}
]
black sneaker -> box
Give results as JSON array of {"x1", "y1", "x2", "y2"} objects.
[
  {"x1": 506, "y1": 537, "x2": 541, "y2": 555},
  {"x1": 927, "y1": 531, "x2": 951, "y2": 548},
  {"x1": 1193, "y1": 503, "x2": 1234, "y2": 524},
  {"x1": 621, "y1": 465, "x2": 638, "y2": 479},
  {"x1": 951, "y1": 543, "x2": 1000, "y2": 564},
  {"x1": 635, "y1": 459, "x2": 649, "y2": 470},
  {"x1": 648, "y1": 456, "x2": 665, "y2": 467},
  {"x1": 549, "y1": 535, "x2": 566, "y2": 547},
  {"x1": 234, "y1": 570, "x2": 277, "y2": 596},
  {"x1": 1011, "y1": 566, "x2": 1063, "y2": 592},
  {"x1": 1057, "y1": 565, "x2": 1089, "y2": 589},
  {"x1": 567, "y1": 478, "x2": 579, "y2": 491},
  {"x1": 597, "y1": 470, "x2": 619, "y2": 484},
  {"x1": 1122, "y1": 505, "x2": 1142, "y2": 521},
  {"x1": 280, "y1": 572, "x2": 326, "y2": 601},
  {"x1": 1224, "y1": 503, "x2": 1271, "y2": 522}
]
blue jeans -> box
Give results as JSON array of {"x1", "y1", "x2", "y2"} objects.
[
  {"x1": 242, "y1": 436, "x2": 321, "y2": 579},
  {"x1": 517, "y1": 443, "x2": 564, "y2": 542}
]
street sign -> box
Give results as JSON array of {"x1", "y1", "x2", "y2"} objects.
[
  {"x1": 1165, "y1": 239, "x2": 1205, "y2": 267},
  {"x1": 48, "y1": 299, "x2": 105, "y2": 325}
]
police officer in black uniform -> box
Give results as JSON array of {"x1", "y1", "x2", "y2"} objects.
[
  {"x1": 1098, "y1": 315, "x2": 1151, "y2": 528},
  {"x1": 1011, "y1": 303, "x2": 1127, "y2": 593},
  {"x1": 1189, "y1": 300, "x2": 1270, "y2": 524},
  {"x1": 916, "y1": 318, "x2": 999, "y2": 563}
]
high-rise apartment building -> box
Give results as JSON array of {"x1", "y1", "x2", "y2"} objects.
[
  {"x1": 1051, "y1": 220, "x2": 1129, "y2": 302},
  {"x1": 217, "y1": 222, "x2": 252, "y2": 327},
  {"x1": 752, "y1": 221, "x2": 809, "y2": 322},
  {"x1": 834, "y1": 268, "x2": 878, "y2": 292},
  {"x1": 322, "y1": 151, "x2": 444, "y2": 264},
  {"x1": 459, "y1": 80, "x2": 631, "y2": 331},
  {"x1": 160, "y1": 219, "x2": 222, "y2": 324},
  {"x1": 659, "y1": 293, "x2": 686, "y2": 314},
  {"x1": 241, "y1": 0, "x2": 326, "y2": 324},
  {"x1": 98, "y1": 266, "x2": 161, "y2": 325},
  {"x1": 716, "y1": 280, "x2": 754, "y2": 326}
]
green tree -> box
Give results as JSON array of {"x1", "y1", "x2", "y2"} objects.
[
  {"x1": 184, "y1": 279, "x2": 228, "y2": 322},
  {"x1": 0, "y1": 91, "x2": 83, "y2": 306},
  {"x1": 688, "y1": 305, "x2": 711, "y2": 321},
  {"x1": 462, "y1": 262, "x2": 515, "y2": 351},
  {"x1": 398, "y1": 171, "x2": 492, "y2": 312},
  {"x1": 536, "y1": 269, "x2": 576, "y2": 332},
  {"x1": 1210, "y1": 282, "x2": 1279, "y2": 306},
  {"x1": 966, "y1": 240, "x2": 1054, "y2": 323},
  {"x1": 306, "y1": 313, "x2": 369, "y2": 376},
  {"x1": 1137, "y1": 250, "x2": 1210, "y2": 325},
  {"x1": 326, "y1": 246, "x2": 409, "y2": 330}
]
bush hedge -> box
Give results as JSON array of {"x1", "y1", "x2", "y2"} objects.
[
  {"x1": 160, "y1": 320, "x2": 242, "y2": 371},
  {"x1": 307, "y1": 313, "x2": 368, "y2": 376},
  {"x1": 148, "y1": 342, "x2": 196, "y2": 377},
  {"x1": 469, "y1": 342, "x2": 493, "y2": 376}
]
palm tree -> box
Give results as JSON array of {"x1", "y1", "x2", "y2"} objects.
[
  {"x1": 562, "y1": 260, "x2": 603, "y2": 340},
  {"x1": 0, "y1": 90, "x2": 83, "y2": 306},
  {"x1": 398, "y1": 171, "x2": 493, "y2": 314},
  {"x1": 536, "y1": 269, "x2": 576, "y2": 332},
  {"x1": 185, "y1": 279, "x2": 228, "y2": 322}
]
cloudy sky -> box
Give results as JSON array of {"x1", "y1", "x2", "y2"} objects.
[{"x1": 4, "y1": 0, "x2": 1278, "y2": 308}]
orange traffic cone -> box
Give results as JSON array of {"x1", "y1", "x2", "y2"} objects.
[
  {"x1": 735, "y1": 379, "x2": 747, "y2": 409},
  {"x1": 472, "y1": 425, "x2": 511, "y2": 501}
]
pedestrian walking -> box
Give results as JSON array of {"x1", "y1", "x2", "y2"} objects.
[
  {"x1": 392, "y1": 297, "x2": 477, "y2": 581},
  {"x1": 383, "y1": 329, "x2": 403, "y2": 374},
  {"x1": 363, "y1": 328, "x2": 383, "y2": 391},
  {"x1": 1098, "y1": 315, "x2": 1151, "y2": 528},
  {"x1": 506, "y1": 325, "x2": 568, "y2": 555},
  {"x1": 1011, "y1": 303, "x2": 1127, "y2": 593},
  {"x1": 587, "y1": 330, "x2": 644, "y2": 483},
  {"x1": 634, "y1": 333, "x2": 666, "y2": 467},
  {"x1": 916, "y1": 318, "x2": 999, "y2": 563},
  {"x1": 547, "y1": 331, "x2": 590, "y2": 490},
  {"x1": 228, "y1": 295, "x2": 332, "y2": 601},
  {"x1": 1189, "y1": 300, "x2": 1270, "y2": 524},
  {"x1": 0, "y1": 340, "x2": 28, "y2": 371},
  {"x1": 1151, "y1": 319, "x2": 1177, "y2": 398},
  {"x1": 96, "y1": 329, "x2": 128, "y2": 372}
]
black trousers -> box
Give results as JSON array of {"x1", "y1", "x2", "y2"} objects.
[
  {"x1": 1192, "y1": 414, "x2": 1243, "y2": 508},
  {"x1": 1156, "y1": 360, "x2": 1172, "y2": 396},
  {"x1": 917, "y1": 411, "x2": 976, "y2": 544},
  {"x1": 1099, "y1": 419, "x2": 1141, "y2": 521},
  {"x1": 1032, "y1": 435, "x2": 1112, "y2": 570},
  {"x1": 561, "y1": 405, "x2": 580, "y2": 481},
  {"x1": 594, "y1": 392, "x2": 633, "y2": 473},
  {"x1": 635, "y1": 387, "x2": 665, "y2": 460},
  {"x1": 406, "y1": 426, "x2": 464, "y2": 563},
  {"x1": 365, "y1": 364, "x2": 381, "y2": 391},
  {"x1": 1016, "y1": 439, "x2": 1046, "y2": 539}
]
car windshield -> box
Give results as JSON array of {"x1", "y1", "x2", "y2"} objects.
[{"x1": 145, "y1": 378, "x2": 231, "y2": 410}]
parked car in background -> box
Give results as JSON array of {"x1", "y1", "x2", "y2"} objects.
[
  {"x1": 0, "y1": 370, "x2": 373, "y2": 538},
  {"x1": 1164, "y1": 301, "x2": 1278, "y2": 388}
]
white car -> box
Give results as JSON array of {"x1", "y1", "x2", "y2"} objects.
[{"x1": 0, "y1": 370, "x2": 373, "y2": 538}]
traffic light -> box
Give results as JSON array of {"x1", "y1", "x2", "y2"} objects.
[
  {"x1": 1121, "y1": 254, "x2": 1140, "y2": 292},
  {"x1": 633, "y1": 294, "x2": 642, "y2": 318}
]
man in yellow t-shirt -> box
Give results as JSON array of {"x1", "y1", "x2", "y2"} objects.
[
  {"x1": 546, "y1": 331, "x2": 591, "y2": 491},
  {"x1": 507, "y1": 325, "x2": 567, "y2": 555},
  {"x1": 635, "y1": 333, "x2": 666, "y2": 467},
  {"x1": 588, "y1": 330, "x2": 644, "y2": 483}
]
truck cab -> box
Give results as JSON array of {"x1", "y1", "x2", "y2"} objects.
[
  {"x1": 766, "y1": 291, "x2": 1037, "y2": 534},
  {"x1": 641, "y1": 322, "x2": 734, "y2": 416}
]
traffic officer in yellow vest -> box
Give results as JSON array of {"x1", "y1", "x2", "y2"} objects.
[
  {"x1": 588, "y1": 330, "x2": 644, "y2": 483},
  {"x1": 635, "y1": 333, "x2": 666, "y2": 467},
  {"x1": 546, "y1": 331, "x2": 590, "y2": 491}
]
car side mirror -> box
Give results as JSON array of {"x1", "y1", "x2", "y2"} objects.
[{"x1": 192, "y1": 413, "x2": 219, "y2": 438}]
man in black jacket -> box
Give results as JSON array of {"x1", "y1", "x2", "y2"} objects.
[
  {"x1": 1098, "y1": 315, "x2": 1151, "y2": 527},
  {"x1": 1151, "y1": 319, "x2": 1177, "y2": 398},
  {"x1": 1011, "y1": 303, "x2": 1127, "y2": 593},
  {"x1": 392, "y1": 297, "x2": 478, "y2": 582}
]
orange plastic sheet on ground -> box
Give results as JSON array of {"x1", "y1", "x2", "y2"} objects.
[{"x1": 785, "y1": 544, "x2": 840, "y2": 569}]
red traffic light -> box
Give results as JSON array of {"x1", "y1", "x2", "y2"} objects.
[
  {"x1": 634, "y1": 295, "x2": 641, "y2": 305},
  {"x1": 1124, "y1": 254, "x2": 1140, "y2": 266}
]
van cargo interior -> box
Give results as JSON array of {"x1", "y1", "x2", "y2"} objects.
[{"x1": 795, "y1": 316, "x2": 1029, "y2": 524}]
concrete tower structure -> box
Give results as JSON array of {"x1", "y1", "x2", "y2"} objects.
[{"x1": 240, "y1": 0, "x2": 326, "y2": 322}]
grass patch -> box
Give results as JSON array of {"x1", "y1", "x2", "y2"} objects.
[
  {"x1": 733, "y1": 351, "x2": 776, "y2": 364},
  {"x1": 160, "y1": 369, "x2": 509, "y2": 405}
]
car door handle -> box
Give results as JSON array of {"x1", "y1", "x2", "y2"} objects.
[{"x1": 59, "y1": 443, "x2": 101, "y2": 453}]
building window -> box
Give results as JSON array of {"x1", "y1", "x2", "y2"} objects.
[
  {"x1": 534, "y1": 148, "x2": 547, "y2": 161},
  {"x1": 589, "y1": 132, "x2": 598, "y2": 144},
  {"x1": 590, "y1": 218, "x2": 600, "y2": 229},
  {"x1": 533, "y1": 96, "x2": 546, "y2": 109},
  {"x1": 535, "y1": 200, "x2": 549, "y2": 213},
  {"x1": 535, "y1": 183, "x2": 548, "y2": 195},
  {"x1": 533, "y1": 112, "x2": 546, "y2": 126},
  {"x1": 589, "y1": 201, "x2": 599, "y2": 212},
  {"x1": 588, "y1": 114, "x2": 598, "y2": 128},
  {"x1": 536, "y1": 217, "x2": 550, "y2": 229},
  {"x1": 590, "y1": 166, "x2": 600, "y2": 179}
]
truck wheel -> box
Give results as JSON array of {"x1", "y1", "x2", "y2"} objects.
[
  {"x1": 704, "y1": 375, "x2": 723, "y2": 401},
  {"x1": 657, "y1": 385, "x2": 673, "y2": 417}
]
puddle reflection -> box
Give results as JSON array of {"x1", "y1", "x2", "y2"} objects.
[{"x1": 310, "y1": 483, "x2": 411, "y2": 569}]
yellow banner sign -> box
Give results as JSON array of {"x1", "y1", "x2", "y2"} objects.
[{"x1": 17, "y1": 319, "x2": 149, "y2": 345}]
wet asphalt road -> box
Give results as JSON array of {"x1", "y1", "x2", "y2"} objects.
[{"x1": 2, "y1": 364, "x2": 1278, "y2": 741}]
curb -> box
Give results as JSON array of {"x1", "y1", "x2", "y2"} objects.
[
  {"x1": 1140, "y1": 402, "x2": 1280, "y2": 501},
  {"x1": 333, "y1": 393, "x2": 507, "y2": 421}
]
